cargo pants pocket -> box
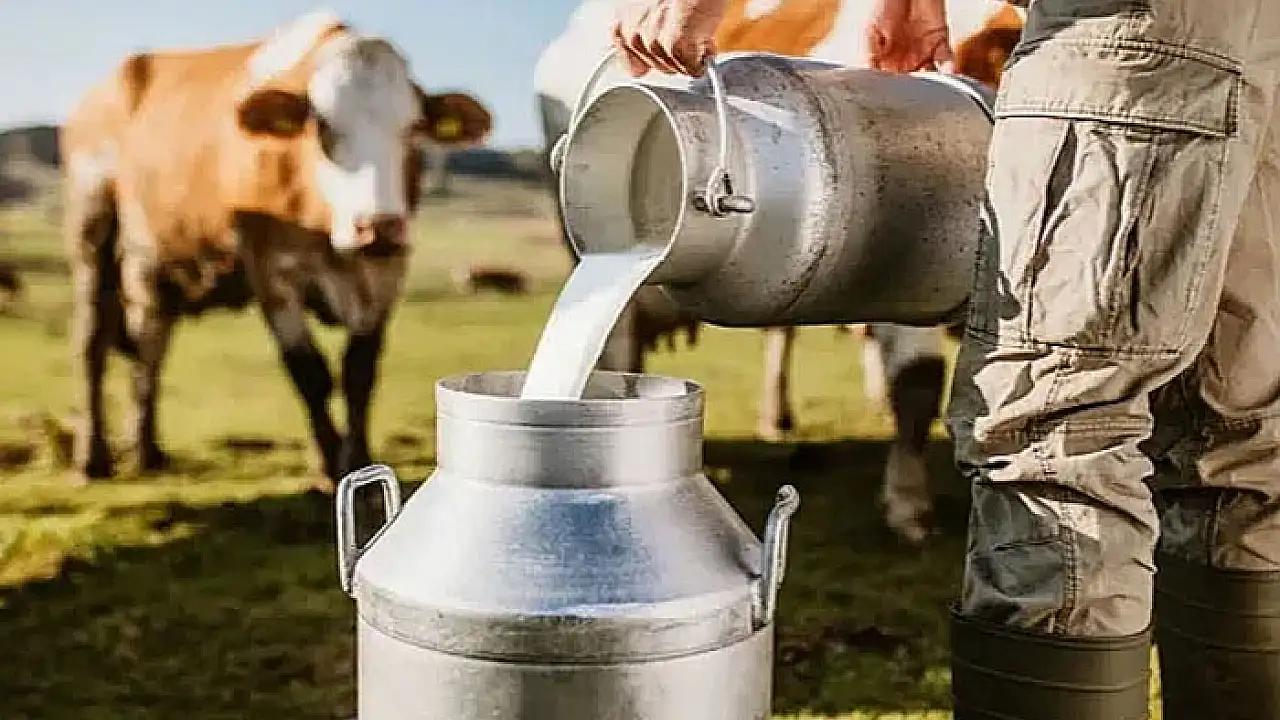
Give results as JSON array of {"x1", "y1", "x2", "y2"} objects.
[{"x1": 966, "y1": 36, "x2": 1242, "y2": 356}]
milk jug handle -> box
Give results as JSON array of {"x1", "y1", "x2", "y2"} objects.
[
  {"x1": 335, "y1": 464, "x2": 404, "y2": 598},
  {"x1": 755, "y1": 484, "x2": 800, "y2": 630},
  {"x1": 547, "y1": 48, "x2": 753, "y2": 218},
  {"x1": 547, "y1": 49, "x2": 622, "y2": 176}
]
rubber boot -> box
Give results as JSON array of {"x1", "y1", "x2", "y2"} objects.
[
  {"x1": 949, "y1": 605, "x2": 1152, "y2": 720},
  {"x1": 1155, "y1": 553, "x2": 1280, "y2": 720}
]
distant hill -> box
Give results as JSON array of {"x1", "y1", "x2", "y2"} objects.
[
  {"x1": 0, "y1": 124, "x2": 549, "y2": 206},
  {"x1": 0, "y1": 125, "x2": 61, "y2": 205},
  {"x1": 0, "y1": 125, "x2": 60, "y2": 168},
  {"x1": 444, "y1": 147, "x2": 548, "y2": 183}
]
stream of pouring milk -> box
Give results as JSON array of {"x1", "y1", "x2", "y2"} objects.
[
  {"x1": 520, "y1": 249, "x2": 665, "y2": 400},
  {"x1": 521, "y1": 101, "x2": 685, "y2": 400}
]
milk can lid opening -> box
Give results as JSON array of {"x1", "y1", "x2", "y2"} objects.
[
  {"x1": 559, "y1": 84, "x2": 687, "y2": 265},
  {"x1": 436, "y1": 370, "x2": 704, "y2": 426}
]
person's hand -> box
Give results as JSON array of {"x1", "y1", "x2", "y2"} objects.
[
  {"x1": 611, "y1": 0, "x2": 729, "y2": 77},
  {"x1": 866, "y1": 0, "x2": 954, "y2": 74}
]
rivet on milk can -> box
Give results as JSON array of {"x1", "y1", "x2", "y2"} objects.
[
  {"x1": 549, "y1": 49, "x2": 996, "y2": 329},
  {"x1": 335, "y1": 370, "x2": 800, "y2": 719}
]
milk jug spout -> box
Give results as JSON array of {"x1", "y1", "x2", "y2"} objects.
[
  {"x1": 550, "y1": 49, "x2": 756, "y2": 223},
  {"x1": 552, "y1": 50, "x2": 996, "y2": 328},
  {"x1": 550, "y1": 50, "x2": 758, "y2": 287}
]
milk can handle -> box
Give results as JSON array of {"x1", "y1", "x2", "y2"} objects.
[
  {"x1": 755, "y1": 484, "x2": 800, "y2": 630},
  {"x1": 547, "y1": 48, "x2": 753, "y2": 217},
  {"x1": 335, "y1": 464, "x2": 403, "y2": 598}
]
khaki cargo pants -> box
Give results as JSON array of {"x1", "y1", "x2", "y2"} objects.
[{"x1": 947, "y1": 0, "x2": 1280, "y2": 637}]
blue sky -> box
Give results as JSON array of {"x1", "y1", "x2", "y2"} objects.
[{"x1": 0, "y1": 0, "x2": 587, "y2": 148}]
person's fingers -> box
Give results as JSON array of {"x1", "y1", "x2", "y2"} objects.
[
  {"x1": 932, "y1": 38, "x2": 955, "y2": 74},
  {"x1": 619, "y1": 3, "x2": 675, "y2": 76},
  {"x1": 865, "y1": 25, "x2": 891, "y2": 70},
  {"x1": 865, "y1": 26, "x2": 883, "y2": 68},
  {"x1": 869, "y1": 32, "x2": 916, "y2": 73},
  {"x1": 612, "y1": 3, "x2": 654, "y2": 76},
  {"x1": 625, "y1": 8, "x2": 658, "y2": 66},
  {"x1": 647, "y1": 42, "x2": 683, "y2": 75},
  {"x1": 878, "y1": 45, "x2": 910, "y2": 73},
  {"x1": 613, "y1": 24, "x2": 652, "y2": 77},
  {"x1": 669, "y1": 35, "x2": 710, "y2": 75},
  {"x1": 648, "y1": 42, "x2": 684, "y2": 75},
  {"x1": 702, "y1": 38, "x2": 718, "y2": 72},
  {"x1": 645, "y1": 6, "x2": 685, "y2": 75}
]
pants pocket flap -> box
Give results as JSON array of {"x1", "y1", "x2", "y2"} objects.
[{"x1": 995, "y1": 39, "x2": 1242, "y2": 137}]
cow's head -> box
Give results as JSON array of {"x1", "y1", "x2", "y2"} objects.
[{"x1": 235, "y1": 11, "x2": 492, "y2": 252}]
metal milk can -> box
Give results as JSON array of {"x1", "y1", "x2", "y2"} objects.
[
  {"x1": 335, "y1": 370, "x2": 800, "y2": 719},
  {"x1": 549, "y1": 50, "x2": 995, "y2": 328}
]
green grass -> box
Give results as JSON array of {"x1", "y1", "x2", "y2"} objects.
[{"x1": 0, "y1": 179, "x2": 1164, "y2": 718}]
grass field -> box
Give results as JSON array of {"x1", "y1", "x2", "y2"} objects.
[{"x1": 0, "y1": 178, "x2": 1163, "y2": 719}]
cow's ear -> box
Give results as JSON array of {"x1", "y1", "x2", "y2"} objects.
[
  {"x1": 236, "y1": 88, "x2": 313, "y2": 138},
  {"x1": 412, "y1": 86, "x2": 492, "y2": 146}
]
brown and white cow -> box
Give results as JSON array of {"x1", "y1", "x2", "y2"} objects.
[
  {"x1": 60, "y1": 10, "x2": 492, "y2": 483},
  {"x1": 535, "y1": 0, "x2": 1023, "y2": 543}
]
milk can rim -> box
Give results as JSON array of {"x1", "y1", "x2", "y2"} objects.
[
  {"x1": 558, "y1": 80, "x2": 689, "y2": 265},
  {"x1": 435, "y1": 370, "x2": 705, "y2": 426}
]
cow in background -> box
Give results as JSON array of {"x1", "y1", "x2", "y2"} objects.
[
  {"x1": 535, "y1": 0, "x2": 1024, "y2": 543},
  {"x1": 61, "y1": 10, "x2": 492, "y2": 484}
]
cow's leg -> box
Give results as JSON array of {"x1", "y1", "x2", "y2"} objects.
[
  {"x1": 63, "y1": 182, "x2": 119, "y2": 481},
  {"x1": 330, "y1": 250, "x2": 409, "y2": 479},
  {"x1": 118, "y1": 255, "x2": 175, "y2": 473},
  {"x1": 875, "y1": 324, "x2": 947, "y2": 545},
  {"x1": 240, "y1": 229, "x2": 344, "y2": 480},
  {"x1": 756, "y1": 326, "x2": 796, "y2": 442},
  {"x1": 280, "y1": 315, "x2": 342, "y2": 480},
  {"x1": 338, "y1": 323, "x2": 386, "y2": 476},
  {"x1": 860, "y1": 328, "x2": 889, "y2": 407},
  {"x1": 262, "y1": 300, "x2": 343, "y2": 479}
]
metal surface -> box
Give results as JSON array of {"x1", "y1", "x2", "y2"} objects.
[
  {"x1": 339, "y1": 370, "x2": 799, "y2": 718},
  {"x1": 756, "y1": 484, "x2": 799, "y2": 630},
  {"x1": 550, "y1": 49, "x2": 754, "y2": 219},
  {"x1": 556, "y1": 51, "x2": 995, "y2": 327},
  {"x1": 357, "y1": 616, "x2": 774, "y2": 720},
  {"x1": 336, "y1": 464, "x2": 403, "y2": 598}
]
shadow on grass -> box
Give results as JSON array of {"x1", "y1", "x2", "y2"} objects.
[
  {"x1": 0, "y1": 438, "x2": 968, "y2": 719},
  {"x1": 2, "y1": 254, "x2": 67, "y2": 276}
]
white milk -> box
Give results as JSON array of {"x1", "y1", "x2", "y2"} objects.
[
  {"x1": 520, "y1": 249, "x2": 665, "y2": 400},
  {"x1": 522, "y1": 100, "x2": 684, "y2": 400}
]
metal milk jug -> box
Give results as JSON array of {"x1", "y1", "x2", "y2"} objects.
[
  {"x1": 335, "y1": 370, "x2": 800, "y2": 719},
  {"x1": 549, "y1": 50, "x2": 995, "y2": 328}
]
